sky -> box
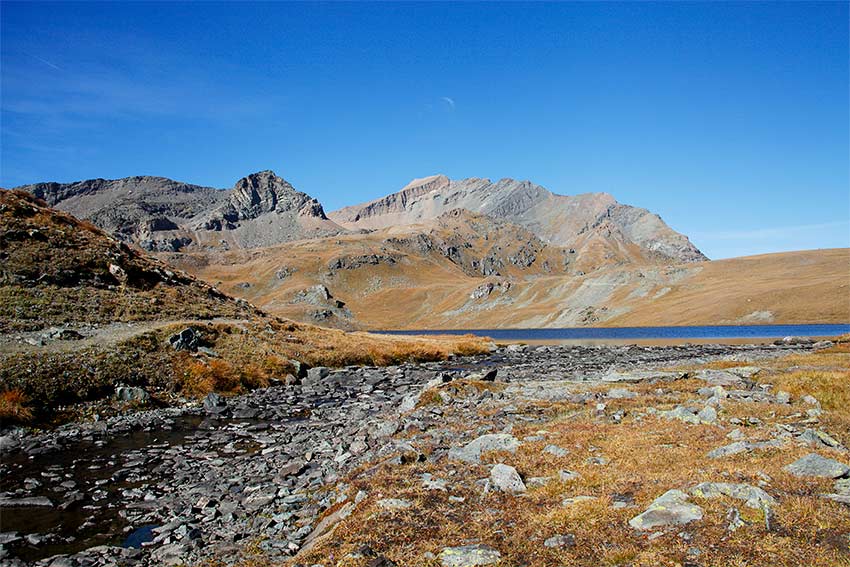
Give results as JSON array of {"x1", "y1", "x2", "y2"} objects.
[{"x1": 1, "y1": 1, "x2": 847, "y2": 259}]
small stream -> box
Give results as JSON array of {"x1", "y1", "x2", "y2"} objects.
[{"x1": 0, "y1": 415, "x2": 264, "y2": 561}]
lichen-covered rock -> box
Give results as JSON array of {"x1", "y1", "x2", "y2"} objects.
[
  {"x1": 784, "y1": 453, "x2": 850, "y2": 478},
  {"x1": 629, "y1": 489, "x2": 703, "y2": 530},
  {"x1": 690, "y1": 482, "x2": 775, "y2": 510},
  {"x1": 438, "y1": 544, "x2": 502, "y2": 566}
]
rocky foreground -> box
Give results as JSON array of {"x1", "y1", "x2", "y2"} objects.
[{"x1": 1, "y1": 340, "x2": 849, "y2": 567}]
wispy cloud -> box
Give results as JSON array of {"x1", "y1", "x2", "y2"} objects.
[
  {"x1": 25, "y1": 52, "x2": 62, "y2": 71},
  {"x1": 440, "y1": 96, "x2": 456, "y2": 110},
  {"x1": 695, "y1": 220, "x2": 849, "y2": 241}
]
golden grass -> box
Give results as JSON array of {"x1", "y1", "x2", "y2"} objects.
[
  {"x1": 0, "y1": 389, "x2": 33, "y2": 424},
  {"x1": 282, "y1": 345, "x2": 850, "y2": 567},
  {"x1": 0, "y1": 317, "x2": 492, "y2": 420}
]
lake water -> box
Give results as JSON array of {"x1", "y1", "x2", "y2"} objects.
[{"x1": 375, "y1": 324, "x2": 850, "y2": 343}]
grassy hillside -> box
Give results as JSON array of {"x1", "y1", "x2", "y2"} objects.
[
  {"x1": 170, "y1": 213, "x2": 849, "y2": 329},
  {"x1": 0, "y1": 190, "x2": 258, "y2": 332}
]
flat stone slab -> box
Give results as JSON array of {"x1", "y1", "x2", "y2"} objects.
[
  {"x1": 690, "y1": 482, "x2": 775, "y2": 510},
  {"x1": 784, "y1": 453, "x2": 850, "y2": 478},
  {"x1": 438, "y1": 544, "x2": 502, "y2": 566},
  {"x1": 707, "y1": 439, "x2": 783, "y2": 459},
  {"x1": 377, "y1": 498, "x2": 412, "y2": 510},
  {"x1": 694, "y1": 369, "x2": 747, "y2": 386},
  {"x1": 629, "y1": 489, "x2": 703, "y2": 531},
  {"x1": 602, "y1": 370, "x2": 686, "y2": 383},
  {"x1": 448, "y1": 433, "x2": 521, "y2": 464},
  {"x1": 0, "y1": 496, "x2": 54, "y2": 508}
]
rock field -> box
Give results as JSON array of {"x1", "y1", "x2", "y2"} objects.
[{"x1": 1, "y1": 341, "x2": 847, "y2": 566}]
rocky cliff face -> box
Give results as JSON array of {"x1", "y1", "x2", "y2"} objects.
[
  {"x1": 15, "y1": 171, "x2": 344, "y2": 251},
  {"x1": 330, "y1": 176, "x2": 707, "y2": 264},
  {"x1": 197, "y1": 170, "x2": 330, "y2": 230}
]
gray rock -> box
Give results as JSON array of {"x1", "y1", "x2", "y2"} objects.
[
  {"x1": 784, "y1": 453, "x2": 850, "y2": 478},
  {"x1": 438, "y1": 544, "x2": 502, "y2": 566},
  {"x1": 168, "y1": 327, "x2": 200, "y2": 351},
  {"x1": 377, "y1": 498, "x2": 412, "y2": 510},
  {"x1": 629, "y1": 490, "x2": 703, "y2": 530},
  {"x1": 602, "y1": 370, "x2": 685, "y2": 383},
  {"x1": 0, "y1": 496, "x2": 54, "y2": 508},
  {"x1": 543, "y1": 533, "x2": 575, "y2": 548},
  {"x1": 489, "y1": 463, "x2": 526, "y2": 494},
  {"x1": 448, "y1": 433, "x2": 521, "y2": 464},
  {"x1": 606, "y1": 387, "x2": 637, "y2": 399},
  {"x1": 115, "y1": 386, "x2": 150, "y2": 402},
  {"x1": 543, "y1": 444, "x2": 569, "y2": 457},
  {"x1": 690, "y1": 482, "x2": 775, "y2": 510}
]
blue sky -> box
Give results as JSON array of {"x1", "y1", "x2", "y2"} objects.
[{"x1": 1, "y1": 1, "x2": 847, "y2": 259}]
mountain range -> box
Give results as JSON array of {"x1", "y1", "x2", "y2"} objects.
[{"x1": 11, "y1": 170, "x2": 848, "y2": 329}]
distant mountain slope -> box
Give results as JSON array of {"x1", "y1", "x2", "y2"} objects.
[
  {"x1": 330, "y1": 175, "x2": 706, "y2": 264},
  {"x1": 15, "y1": 170, "x2": 345, "y2": 251},
  {"x1": 0, "y1": 190, "x2": 259, "y2": 332},
  {"x1": 170, "y1": 199, "x2": 850, "y2": 330}
]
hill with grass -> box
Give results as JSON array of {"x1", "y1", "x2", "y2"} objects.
[{"x1": 0, "y1": 191, "x2": 490, "y2": 425}]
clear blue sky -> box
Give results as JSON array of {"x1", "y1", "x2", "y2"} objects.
[{"x1": 2, "y1": 1, "x2": 847, "y2": 259}]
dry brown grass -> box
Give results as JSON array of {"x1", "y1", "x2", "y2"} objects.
[
  {"x1": 0, "y1": 389, "x2": 33, "y2": 424},
  {"x1": 0, "y1": 317, "x2": 492, "y2": 420},
  {"x1": 283, "y1": 346, "x2": 850, "y2": 567}
]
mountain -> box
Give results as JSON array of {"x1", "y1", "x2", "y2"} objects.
[
  {"x1": 330, "y1": 175, "x2": 707, "y2": 264},
  {"x1": 16, "y1": 170, "x2": 345, "y2": 251},
  {"x1": 12, "y1": 169, "x2": 846, "y2": 331}
]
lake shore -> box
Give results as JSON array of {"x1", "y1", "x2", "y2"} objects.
[{"x1": 2, "y1": 339, "x2": 847, "y2": 566}]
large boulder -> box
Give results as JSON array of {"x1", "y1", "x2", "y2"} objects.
[
  {"x1": 489, "y1": 464, "x2": 526, "y2": 493},
  {"x1": 168, "y1": 327, "x2": 200, "y2": 352},
  {"x1": 784, "y1": 453, "x2": 850, "y2": 478},
  {"x1": 629, "y1": 489, "x2": 703, "y2": 531}
]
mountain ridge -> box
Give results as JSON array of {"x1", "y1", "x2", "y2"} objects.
[
  {"x1": 330, "y1": 174, "x2": 707, "y2": 264},
  {"x1": 14, "y1": 170, "x2": 344, "y2": 251},
  {"x1": 14, "y1": 170, "x2": 706, "y2": 266}
]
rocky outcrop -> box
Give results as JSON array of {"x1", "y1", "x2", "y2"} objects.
[
  {"x1": 196, "y1": 171, "x2": 328, "y2": 229},
  {"x1": 330, "y1": 175, "x2": 707, "y2": 264},
  {"x1": 15, "y1": 170, "x2": 345, "y2": 251}
]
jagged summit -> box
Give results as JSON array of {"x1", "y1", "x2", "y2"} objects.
[
  {"x1": 197, "y1": 170, "x2": 329, "y2": 231},
  {"x1": 14, "y1": 170, "x2": 343, "y2": 251},
  {"x1": 329, "y1": 175, "x2": 706, "y2": 264}
]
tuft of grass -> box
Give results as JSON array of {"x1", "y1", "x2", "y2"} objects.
[{"x1": 0, "y1": 389, "x2": 33, "y2": 424}]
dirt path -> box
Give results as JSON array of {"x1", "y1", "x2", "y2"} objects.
[{"x1": 0, "y1": 318, "x2": 249, "y2": 355}]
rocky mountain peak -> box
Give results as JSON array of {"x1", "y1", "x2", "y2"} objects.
[
  {"x1": 401, "y1": 174, "x2": 450, "y2": 193},
  {"x1": 226, "y1": 170, "x2": 327, "y2": 220}
]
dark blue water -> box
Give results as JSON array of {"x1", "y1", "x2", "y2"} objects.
[
  {"x1": 122, "y1": 525, "x2": 158, "y2": 548},
  {"x1": 374, "y1": 324, "x2": 850, "y2": 341}
]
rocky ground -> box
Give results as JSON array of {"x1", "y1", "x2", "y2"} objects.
[{"x1": 1, "y1": 340, "x2": 848, "y2": 567}]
